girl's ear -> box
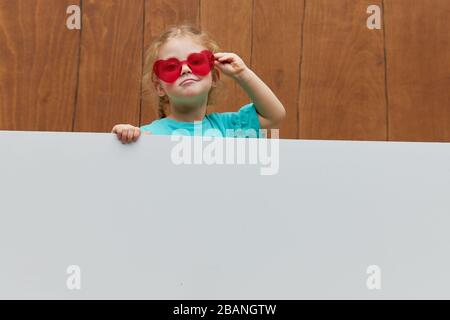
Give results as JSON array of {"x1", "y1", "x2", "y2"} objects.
[
  {"x1": 212, "y1": 68, "x2": 220, "y2": 87},
  {"x1": 154, "y1": 80, "x2": 166, "y2": 97}
]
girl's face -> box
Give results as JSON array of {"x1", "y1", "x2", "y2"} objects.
[{"x1": 154, "y1": 36, "x2": 218, "y2": 105}]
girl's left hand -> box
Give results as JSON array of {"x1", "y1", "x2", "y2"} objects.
[{"x1": 213, "y1": 52, "x2": 249, "y2": 79}]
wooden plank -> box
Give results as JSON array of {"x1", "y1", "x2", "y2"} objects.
[
  {"x1": 140, "y1": 0, "x2": 199, "y2": 126},
  {"x1": 385, "y1": 0, "x2": 450, "y2": 142},
  {"x1": 299, "y1": 0, "x2": 387, "y2": 141},
  {"x1": 200, "y1": 0, "x2": 252, "y2": 116},
  {"x1": 253, "y1": 0, "x2": 304, "y2": 139},
  {"x1": 74, "y1": 0, "x2": 143, "y2": 132},
  {"x1": 0, "y1": 0, "x2": 80, "y2": 131}
]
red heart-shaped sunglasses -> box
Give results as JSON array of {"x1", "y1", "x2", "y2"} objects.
[{"x1": 153, "y1": 50, "x2": 215, "y2": 83}]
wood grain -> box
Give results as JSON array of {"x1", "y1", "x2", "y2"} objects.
[
  {"x1": 299, "y1": 0, "x2": 387, "y2": 141},
  {"x1": 74, "y1": 0, "x2": 143, "y2": 132},
  {"x1": 385, "y1": 0, "x2": 450, "y2": 142},
  {"x1": 253, "y1": 0, "x2": 304, "y2": 139},
  {"x1": 0, "y1": 0, "x2": 80, "y2": 131}
]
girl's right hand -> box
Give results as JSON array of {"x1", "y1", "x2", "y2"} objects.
[{"x1": 111, "y1": 124, "x2": 142, "y2": 144}]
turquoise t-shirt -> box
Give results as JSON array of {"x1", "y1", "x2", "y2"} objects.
[{"x1": 140, "y1": 102, "x2": 263, "y2": 138}]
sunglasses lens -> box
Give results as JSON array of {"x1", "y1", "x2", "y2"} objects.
[
  {"x1": 188, "y1": 53, "x2": 206, "y2": 65},
  {"x1": 188, "y1": 51, "x2": 213, "y2": 76},
  {"x1": 162, "y1": 61, "x2": 178, "y2": 72},
  {"x1": 154, "y1": 58, "x2": 180, "y2": 83}
]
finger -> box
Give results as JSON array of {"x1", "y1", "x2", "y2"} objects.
[
  {"x1": 132, "y1": 128, "x2": 140, "y2": 141},
  {"x1": 112, "y1": 125, "x2": 121, "y2": 134},
  {"x1": 127, "y1": 128, "x2": 135, "y2": 142},
  {"x1": 217, "y1": 53, "x2": 233, "y2": 59},
  {"x1": 214, "y1": 53, "x2": 234, "y2": 61},
  {"x1": 218, "y1": 56, "x2": 234, "y2": 64},
  {"x1": 218, "y1": 55, "x2": 231, "y2": 61},
  {"x1": 116, "y1": 128, "x2": 123, "y2": 139},
  {"x1": 121, "y1": 129, "x2": 129, "y2": 143}
]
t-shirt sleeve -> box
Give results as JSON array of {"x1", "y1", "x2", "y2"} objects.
[
  {"x1": 140, "y1": 124, "x2": 152, "y2": 132},
  {"x1": 218, "y1": 102, "x2": 261, "y2": 137},
  {"x1": 140, "y1": 121, "x2": 167, "y2": 135}
]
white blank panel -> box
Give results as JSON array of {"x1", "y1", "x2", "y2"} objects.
[{"x1": 0, "y1": 131, "x2": 450, "y2": 299}]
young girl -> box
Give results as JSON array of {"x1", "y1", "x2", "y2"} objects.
[{"x1": 111, "y1": 24, "x2": 286, "y2": 144}]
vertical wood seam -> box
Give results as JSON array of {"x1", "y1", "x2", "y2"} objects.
[
  {"x1": 138, "y1": 0, "x2": 146, "y2": 127},
  {"x1": 199, "y1": 0, "x2": 202, "y2": 26},
  {"x1": 250, "y1": 0, "x2": 254, "y2": 80},
  {"x1": 382, "y1": 0, "x2": 390, "y2": 141},
  {"x1": 297, "y1": 0, "x2": 307, "y2": 139},
  {"x1": 71, "y1": 0, "x2": 83, "y2": 132}
]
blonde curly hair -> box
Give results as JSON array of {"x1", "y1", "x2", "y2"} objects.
[{"x1": 142, "y1": 23, "x2": 222, "y2": 119}]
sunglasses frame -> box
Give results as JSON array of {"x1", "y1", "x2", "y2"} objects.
[{"x1": 153, "y1": 50, "x2": 215, "y2": 83}]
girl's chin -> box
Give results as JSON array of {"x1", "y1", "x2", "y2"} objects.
[
  {"x1": 176, "y1": 87, "x2": 208, "y2": 97},
  {"x1": 179, "y1": 89, "x2": 200, "y2": 96},
  {"x1": 171, "y1": 91, "x2": 208, "y2": 101}
]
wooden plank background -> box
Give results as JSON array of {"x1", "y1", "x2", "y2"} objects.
[
  {"x1": 74, "y1": 0, "x2": 143, "y2": 133},
  {"x1": 299, "y1": 0, "x2": 387, "y2": 141},
  {"x1": 1, "y1": 0, "x2": 450, "y2": 141},
  {"x1": 0, "y1": 0, "x2": 80, "y2": 131},
  {"x1": 384, "y1": 0, "x2": 450, "y2": 142}
]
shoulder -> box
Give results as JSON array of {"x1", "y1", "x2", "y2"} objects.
[
  {"x1": 140, "y1": 118, "x2": 170, "y2": 135},
  {"x1": 208, "y1": 102, "x2": 260, "y2": 129}
]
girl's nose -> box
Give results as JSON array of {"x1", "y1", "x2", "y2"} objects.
[{"x1": 180, "y1": 63, "x2": 192, "y2": 75}]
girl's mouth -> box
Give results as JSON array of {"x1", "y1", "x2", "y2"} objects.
[{"x1": 180, "y1": 79, "x2": 198, "y2": 86}]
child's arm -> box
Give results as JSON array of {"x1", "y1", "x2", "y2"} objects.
[{"x1": 214, "y1": 53, "x2": 286, "y2": 129}]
